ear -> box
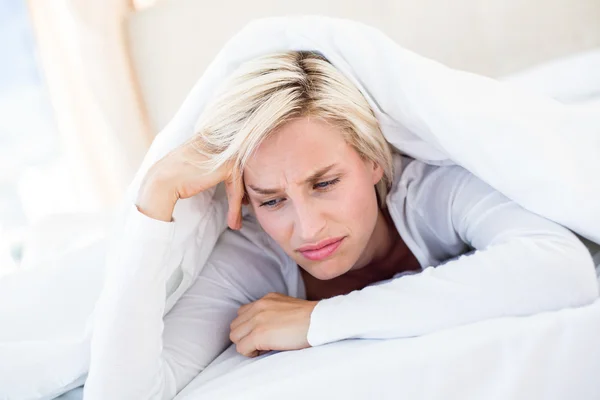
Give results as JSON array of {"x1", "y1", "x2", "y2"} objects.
[{"x1": 370, "y1": 160, "x2": 384, "y2": 185}]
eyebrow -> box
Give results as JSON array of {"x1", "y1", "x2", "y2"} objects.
[{"x1": 247, "y1": 163, "x2": 338, "y2": 196}]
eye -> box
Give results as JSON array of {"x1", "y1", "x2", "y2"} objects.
[
  {"x1": 313, "y1": 178, "x2": 340, "y2": 190},
  {"x1": 259, "y1": 198, "x2": 284, "y2": 208}
]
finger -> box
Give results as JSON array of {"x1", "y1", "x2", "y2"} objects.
[
  {"x1": 224, "y1": 180, "x2": 240, "y2": 230},
  {"x1": 230, "y1": 318, "x2": 255, "y2": 343},
  {"x1": 225, "y1": 173, "x2": 244, "y2": 230},
  {"x1": 236, "y1": 331, "x2": 260, "y2": 357},
  {"x1": 230, "y1": 304, "x2": 258, "y2": 332},
  {"x1": 236, "y1": 301, "x2": 256, "y2": 316},
  {"x1": 247, "y1": 350, "x2": 267, "y2": 358},
  {"x1": 232, "y1": 294, "x2": 276, "y2": 331},
  {"x1": 236, "y1": 293, "x2": 277, "y2": 319},
  {"x1": 241, "y1": 193, "x2": 250, "y2": 206}
]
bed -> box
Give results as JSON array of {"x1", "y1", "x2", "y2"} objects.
[
  {"x1": 127, "y1": 4, "x2": 600, "y2": 398},
  {"x1": 56, "y1": 52, "x2": 600, "y2": 400},
  {"x1": 17, "y1": 1, "x2": 600, "y2": 399}
]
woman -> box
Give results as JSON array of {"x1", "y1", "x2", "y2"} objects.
[{"x1": 83, "y1": 51, "x2": 596, "y2": 399}]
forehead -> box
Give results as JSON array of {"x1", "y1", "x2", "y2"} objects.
[{"x1": 244, "y1": 117, "x2": 353, "y2": 183}]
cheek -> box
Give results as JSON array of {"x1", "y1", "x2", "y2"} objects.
[
  {"x1": 255, "y1": 209, "x2": 292, "y2": 247},
  {"x1": 334, "y1": 177, "x2": 379, "y2": 229}
]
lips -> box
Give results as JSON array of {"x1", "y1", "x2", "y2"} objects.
[{"x1": 297, "y1": 237, "x2": 345, "y2": 261}]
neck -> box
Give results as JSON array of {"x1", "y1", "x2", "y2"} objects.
[
  {"x1": 299, "y1": 207, "x2": 420, "y2": 301},
  {"x1": 349, "y1": 207, "x2": 407, "y2": 276}
]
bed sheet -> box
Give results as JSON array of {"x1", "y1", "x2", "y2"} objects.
[
  {"x1": 54, "y1": 386, "x2": 83, "y2": 400},
  {"x1": 52, "y1": 272, "x2": 600, "y2": 400},
  {"x1": 174, "y1": 298, "x2": 600, "y2": 400}
]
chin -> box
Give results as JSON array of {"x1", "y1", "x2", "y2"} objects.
[{"x1": 302, "y1": 259, "x2": 351, "y2": 281}]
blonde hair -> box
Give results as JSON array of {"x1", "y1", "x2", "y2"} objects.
[{"x1": 190, "y1": 50, "x2": 394, "y2": 207}]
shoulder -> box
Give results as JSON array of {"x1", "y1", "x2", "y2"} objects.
[
  {"x1": 389, "y1": 154, "x2": 504, "y2": 213},
  {"x1": 386, "y1": 154, "x2": 492, "y2": 266},
  {"x1": 388, "y1": 154, "x2": 474, "y2": 211}
]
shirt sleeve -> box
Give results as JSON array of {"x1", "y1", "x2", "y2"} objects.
[
  {"x1": 83, "y1": 205, "x2": 291, "y2": 400},
  {"x1": 306, "y1": 165, "x2": 599, "y2": 347}
]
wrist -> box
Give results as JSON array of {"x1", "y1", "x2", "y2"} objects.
[{"x1": 135, "y1": 178, "x2": 178, "y2": 222}]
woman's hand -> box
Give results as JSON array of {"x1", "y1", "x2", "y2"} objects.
[
  {"x1": 135, "y1": 140, "x2": 245, "y2": 229},
  {"x1": 229, "y1": 293, "x2": 319, "y2": 357}
]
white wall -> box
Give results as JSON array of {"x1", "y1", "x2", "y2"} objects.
[{"x1": 125, "y1": 0, "x2": 600, "y2": 135}]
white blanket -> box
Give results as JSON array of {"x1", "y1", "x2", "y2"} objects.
[
  {"x1": 129, "y1": 14, "x2": 600, "y2": 247},
  {"x1": 119, "y1": 14, "x2": 600, "y2": 320},
  {"x1": 175, "y1": 299, "x2": 600, "y2": 400}
]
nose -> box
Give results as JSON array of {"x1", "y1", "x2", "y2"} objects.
[{"x1": 294, "y1": 197, "x2": 326, "y2": 243}]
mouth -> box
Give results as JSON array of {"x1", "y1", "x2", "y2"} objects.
[{"x1": 297, "y1": 237, "x2": 345, "y2": 261}]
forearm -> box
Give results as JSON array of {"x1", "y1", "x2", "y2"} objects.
[
  {"x1": 307, "y1": 233, "x2": 598, "y2": 346},
  {"x1": 84, "y1": 205, "x2": 177, "y2": 400},
  {"x1": 135, "y1": 176, "x2": 177, "y2": 222}
]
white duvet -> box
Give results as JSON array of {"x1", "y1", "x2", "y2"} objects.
[{"x1": 1, "y1": 15, "x2": 600, "y2": 400}]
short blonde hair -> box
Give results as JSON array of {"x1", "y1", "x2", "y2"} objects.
[{"x1": 190, "y1": 50, "x2": 394, "y2": 206}]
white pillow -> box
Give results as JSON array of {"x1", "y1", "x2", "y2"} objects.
[{"x1": 501, "y1": 48, "x2": 600, "y2": 103}]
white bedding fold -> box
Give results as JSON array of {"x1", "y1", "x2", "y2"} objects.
[{"x1": 175, "y1": 299, "x2": 600, "y2": 400}]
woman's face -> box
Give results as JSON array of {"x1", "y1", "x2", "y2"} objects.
[{"x1": 243, "y1": 117, "x2": 384, "y2": 280}]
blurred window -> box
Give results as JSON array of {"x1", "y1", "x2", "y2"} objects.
[
  {"x1": 0, "y1": 0, "x2": 60, "y2": 267},
  {"x1": 132, "y1": 0, "x2": 161, "y2": 10}
]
